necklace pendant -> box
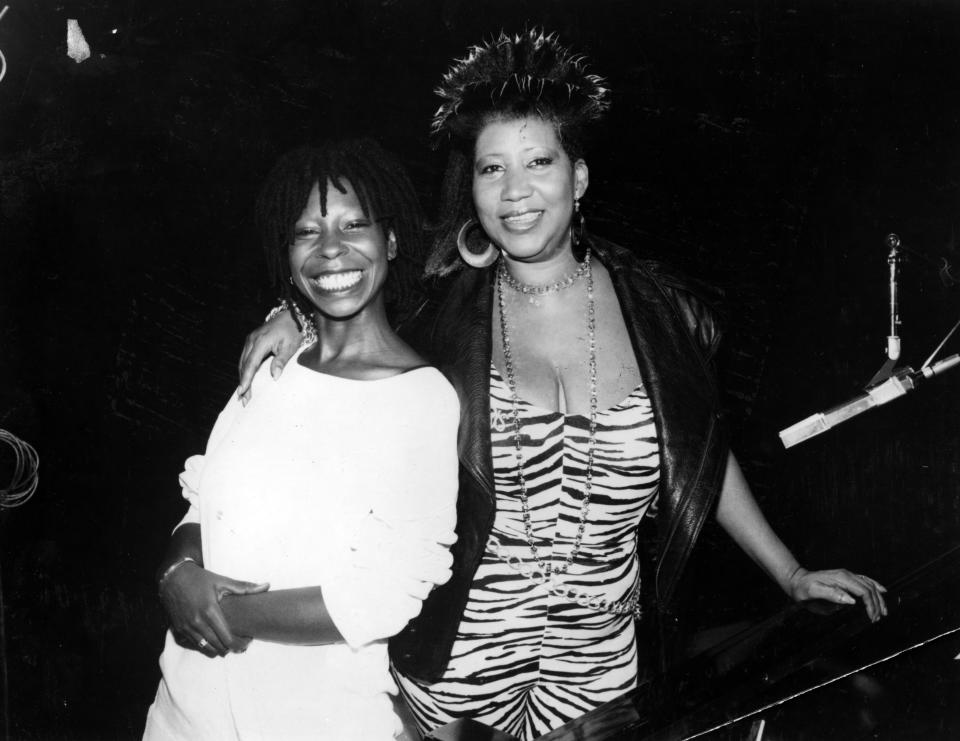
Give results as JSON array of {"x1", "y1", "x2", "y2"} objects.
[{"x1": 529, "y1": 295, "x2": 540, "y2": 307}]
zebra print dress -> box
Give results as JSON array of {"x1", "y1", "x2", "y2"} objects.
[{"x1": 394, "y1": 364, "x2": 660, "y2": 741}]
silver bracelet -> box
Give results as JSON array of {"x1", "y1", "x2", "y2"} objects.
[
  {"x1": 264, "y1": 300, "x2": 317, "y2": 348},
  {"x1": 264, "y1": 301, "x2": 288, "y2": 323},
  {"x1": 158, "y1": 556, "x2": 196, "y2": 594}
]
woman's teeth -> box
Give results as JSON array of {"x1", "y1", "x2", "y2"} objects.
[
  {"x1": 311, "y1": 270, "x2": 362, "y2": 291},
  {"x1": 503, "y1": 211, "x2": 542, "y2": 228}
]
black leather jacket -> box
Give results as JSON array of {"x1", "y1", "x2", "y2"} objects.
[{"x1": 390, "y1": 235, "x2": 729, "y2": 683}]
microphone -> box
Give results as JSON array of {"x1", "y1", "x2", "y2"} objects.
[
  {"x1": 867, "y1": 233, "x2": 904, "y2": 387},
  {"x1": 885, "y1": 233, "x2": 902, "y2": 362},
  {"x1": 778, "y1": 354, "x2": 960, "y2": 448}
]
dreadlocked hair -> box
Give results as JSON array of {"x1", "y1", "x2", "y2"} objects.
[
  {"x1": 425, "y1": 28, "x2": 610, "y2": 277},
  {"x1": 254, "y1": 138, "x2": 426, "y2": 328}
]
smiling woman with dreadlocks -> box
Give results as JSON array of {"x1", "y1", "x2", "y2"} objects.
[
  {"x1": 236, "y1": 32, "x2": 886, "y2": 740},
  {"x1": 144, "y1": 139, "x2": 458, "y2": 741}
]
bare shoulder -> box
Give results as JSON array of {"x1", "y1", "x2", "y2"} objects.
[
  {"x1": 588, "y1": 258, "x2": 615, "y2": 291},
  {"x1": 588, "y1": 258, "x2": 628, "y2": 314},
  {"x1": 381, "y1": 336, "x2": 430, "y2": 374},
  {"x1": 350, "y1": 337, "x2": 432, "y2": 380}
]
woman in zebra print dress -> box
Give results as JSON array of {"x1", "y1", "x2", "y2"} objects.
[
  {"x1": 235, "y1": 30, "x2": 888, "y2": 741},
  {"x1": 395, "y1": 365, "x2": 659, "y2": 738}
]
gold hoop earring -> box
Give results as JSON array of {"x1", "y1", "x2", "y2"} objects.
[{"x1": 457, "y1": 219, "x2": 499, "y2": 269}]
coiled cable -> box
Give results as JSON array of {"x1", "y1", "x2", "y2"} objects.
[
  {"x1": 0, "y1": 6, "x2": 8, "y2": 84},
  {"x1": 0, "y1": 429, "x2": 39, "y2": 509}
]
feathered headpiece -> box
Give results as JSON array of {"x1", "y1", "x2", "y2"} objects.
[{"x1": 430, "y1": 28, "x2": 610, "y2": 142}]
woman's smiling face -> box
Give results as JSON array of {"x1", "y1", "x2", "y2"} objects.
[
  {"x1": 472, "y1": 115, "x2": 588, "y2": 264},
  {"x1": 289, "y1": 179, "x2": 396, "y2": 320}
]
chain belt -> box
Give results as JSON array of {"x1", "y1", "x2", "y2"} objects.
[{"x1": 487, "y1": 535, "x2": 642, "y2": 620}]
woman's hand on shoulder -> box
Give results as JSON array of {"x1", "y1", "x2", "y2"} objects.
[
  {"x1": 237, "y1": 308, "x2": 302, "y2": 404},
  {"x1": 787, "y1": 567, "x2": 888, "y2": 622},
  {"x1": 159, "y1": 560, "x2": 269, "y2": 656}
]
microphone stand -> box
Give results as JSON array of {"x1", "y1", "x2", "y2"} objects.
[
  {"x1": 779, "y1": 234, "x2": 960, "y2": 449},
  {"x1": 778, "y1": 351, "x2": 960, "y2": 448}
]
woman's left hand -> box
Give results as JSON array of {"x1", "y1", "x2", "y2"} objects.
[
  {"x1": 161, "y1": 560, "x2": 269, "y2": 655},
  {"x1": 788, "y1": 567, "x2": 888, "y2": 622}
]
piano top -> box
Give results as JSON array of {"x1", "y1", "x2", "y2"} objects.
[{"x1": 426, "y1": 544, "x2": 960, "y2": 741}]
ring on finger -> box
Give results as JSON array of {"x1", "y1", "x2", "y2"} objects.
[{"x1": 198, "y1": 638, "x2": 209, "y2": 649}]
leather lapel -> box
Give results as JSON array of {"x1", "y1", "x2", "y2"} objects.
[
  {"x1": 595, "y1": 237, "x2": 676, "y2": 466},
  {"x1": 594, "y1": 237, "x2": 721, "y2": 607},
  {"x1": 440, "y1": 267, "x2": 497, "y2": 501}
]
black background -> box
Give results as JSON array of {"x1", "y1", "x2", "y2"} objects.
[{"x1": 1, "y1": 1, "x2": 959, "y2": 739}]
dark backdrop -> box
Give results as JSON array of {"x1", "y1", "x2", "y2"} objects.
[{"x1": 1, "y1": 1, "x2": 958, "y2": 739}]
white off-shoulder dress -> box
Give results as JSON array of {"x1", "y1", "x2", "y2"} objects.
[{"x1": 143, "y1": 350, "x2": 459, "y2": 741}]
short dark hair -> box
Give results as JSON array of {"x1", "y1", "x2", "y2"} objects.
[{"x1": 254, "y1": 138, "x2": 425, "y2": 326}]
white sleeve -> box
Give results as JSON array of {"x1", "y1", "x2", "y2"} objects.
[
  {"x1": 173, "y1": 387, "x2": 247, "y2": 531},
  {"x1": 322, "y1": 375, "x2": 460, "y2": 649}
]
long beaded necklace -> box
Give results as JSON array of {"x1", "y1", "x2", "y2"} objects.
[{"x1": 496, "y1": 249, "x2": 598, "y2": 577}]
